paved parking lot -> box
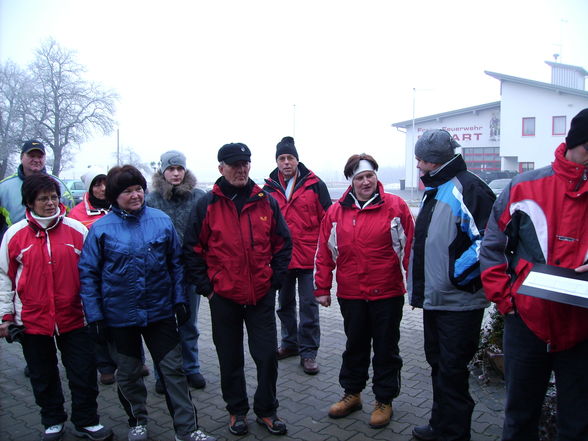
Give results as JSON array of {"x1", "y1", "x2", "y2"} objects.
[{"x1": 0, "y1": 296, "x2": 505, "y2": 441}]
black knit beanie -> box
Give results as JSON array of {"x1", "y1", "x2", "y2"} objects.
[
  {"x1": 414, "y1": 129, "x2": 460, "y2": 164},
  {"x1": 565, "y1": 108, "x2": 588, "y2": 150},
  {"x1": 275, "y1": 136, "x2": 299, "y2": 160}
]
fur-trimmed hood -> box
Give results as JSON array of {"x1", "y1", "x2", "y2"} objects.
[{"x1": 150, "y1": 169, "x2": 197, "y2": 201}]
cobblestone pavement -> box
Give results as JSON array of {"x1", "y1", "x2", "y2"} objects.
[{"x1": 0, "y1": 297, "x2": 505, "y2": 441}]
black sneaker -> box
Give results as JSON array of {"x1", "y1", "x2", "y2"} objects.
[
  {"x1": 73, "y1": 424, "x2": 113, "y2": 441},
  {"x1": 228, "y1": 415, "x2": 248, "y2": 436},
  {"x1": 412, "y1": 424, "x2": 438, "y2": 441},
  {"x1": 187, "y1": 373, "x2": 206, "y2": 389},
  {"x1": 256, "y1": 415, "x2": 287, "y2": 435}
]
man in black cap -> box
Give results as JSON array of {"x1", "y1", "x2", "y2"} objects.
[
  {"x1": 183, "y1": 143, "x2": 292, "y2": 437},
  {"x1": 0, "y1": 140, "x2": 74, "y2": 235},
  {"x1": 407, "y1": 129, "x2": 496, "y2": 441},
  {"x1": 263, "y1": 136, "x2": 331, "y2": 375},
  {"x1": 481, "y1": 108, "x2": 588, "y2": 441}
]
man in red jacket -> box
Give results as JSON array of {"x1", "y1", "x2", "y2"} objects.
[
  {"x1": 264, "y1": 137, "x2": 331, "y2": 375},
  {"x1": 183, "y1": 143, "x2": 292, "y2": 437},
  {"x1": 480, "y1": 108, "x2": 588, "y2": 441}
]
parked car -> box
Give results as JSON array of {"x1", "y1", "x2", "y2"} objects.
[
  {"x1": 63, "y1": 179, "x2": 85, "y2": 204},
  {"x1": 488, "y1": 178, "x2": 511, "y2": 197}
]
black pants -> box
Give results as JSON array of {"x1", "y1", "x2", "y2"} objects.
[
  {"x1": 338, "y1": 296, "x2": 404, "y2": 403},
  {"x1": 502, "y1": 313, "x2": 588, "y2": 441},
  {"x1": 21, "y1": 327, "x2": 99, "y2": 429},
  {"x1": 209, "y1": 291, "x2": 278, "y2": 417},
  {"x1": 423, "y1": 308, "x2": 484, "y2": 441},
  {"x1": 108, "y1": 318, "x2": 198, "y2": 435}
]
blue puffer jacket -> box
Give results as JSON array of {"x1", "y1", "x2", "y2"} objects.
[{"x1": 78, "y1": 204, "x2": 186, "y2": 327}]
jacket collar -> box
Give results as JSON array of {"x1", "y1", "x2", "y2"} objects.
[
  {"x1": 112, "y1": 203, "x2": 146, "y2": 220},
  {"x1": 420, "y1": 154, "x2": 466, "y2": 189},
  {"x1": 339, "y1": 181, "x2": 384, "y2": 209},
  {"x1": 25, "y1": 204, "x2": 66, "y2": 232},
  {"x1": 213, "y1": 178, "x2": 266, "y2": 202},
  {"x1": 83, "y1": 192, "x2": 110, "y2": 216},
  {"x1": 18, "y1": 164, "x2": 48, "y2": 180},
  {"x1": 266, "y1": 162, "x2": 312, "y2": 191},
  {"x1": 553, "y1": 143, "x2": 588, "y2": 192},
  {"x1": 150, "y1": 169, "x2": 197, "y2": 201}
]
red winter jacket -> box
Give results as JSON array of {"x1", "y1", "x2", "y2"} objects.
[
  {"x1": 183, "y1": 179, "x2": 292, "y2": 305},
  {"x1": 68, "y1": 192, "x2": 109, "y2": 228},
  {"x1": 264, "y1": 163, "x2": 331, "y2": 269},
  {"x1": 314, "y1": 182, "x2": 414, "y2": 300},
  {"x1": 0, "y1": 205, "x2": 88, "y2": 335},
  {"x1": 480, "y1": 143, "x2": 588, "y2": 352}
]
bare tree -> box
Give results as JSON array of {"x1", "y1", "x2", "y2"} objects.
[
  {"x1": 115, "y1": 146, "x2": 154, "y2": 177},
  {"x1": 0, "y1": 61, "x2": 32, "y2": 179},
  {"x1": 28, "y1": 38, "x2": 118, "y2": 176}
]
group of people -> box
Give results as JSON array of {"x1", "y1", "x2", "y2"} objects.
[
  {"x1": 0, "y1": 143, "x2": 214, "y2": 441},
  {"x1": 0, "y1": 107, "x2": 586, "y2": 441}
]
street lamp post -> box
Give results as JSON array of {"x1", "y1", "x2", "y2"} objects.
[{"x1": 411, "y1": 88, "x2": 416, "y2": 201}]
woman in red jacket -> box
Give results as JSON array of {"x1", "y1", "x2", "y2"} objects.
[
  {"x1": 314, "y1": 154, "x2": 414, "y2": 430},
  {"x1": 68, "y1": 167, "x2": 110, "y2": 229},
  {"x1": 0, "y1": 174, "x2": 112, "y2": 441}
]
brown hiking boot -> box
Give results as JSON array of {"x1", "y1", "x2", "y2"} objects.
[
  {"x1": 328, "y1": 393, "x2": 362, "y2": 418},
  {"x1": 369, "y1": 401, "x2": 393, "y2": 428}
]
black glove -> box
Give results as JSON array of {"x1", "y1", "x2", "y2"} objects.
[
  {"x1": 271, "y1": 273, "x2": 284, "y2": 291},
  {"x1": 6, "y1": 324, "x2": 25, "y2": 344},
  {"x1": 174, "y1": 303, "x2": 190, "y2": 327},
  {"x1": 89, "y1": 320, "x2": 107, "y2": 344}
]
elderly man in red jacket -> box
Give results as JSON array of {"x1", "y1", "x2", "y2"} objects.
[
  {"x1": 183, "y1": 143, "x2": 292, "y2": 437},
  {"x1": 264, "y1": 136, "x2": 331, "y2": 375},
  {"x1": 480, "y1": 108, "x2": 588, "y2": 441}
]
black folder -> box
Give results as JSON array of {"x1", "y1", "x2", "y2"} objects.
[{"x1": 518, "y1": 263, "x2": 588, "y2": 309}]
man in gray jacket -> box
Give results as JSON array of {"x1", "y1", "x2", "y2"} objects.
[
  {"x1": 146, "y1": 150, "x2": 206, "y2": 392},
  {"x1": 407, "y1": 130, "x2": 495, "y2": 441}
]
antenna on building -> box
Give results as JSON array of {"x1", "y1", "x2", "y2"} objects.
[{"x1": 553, "y1": 53, "x2": 559, "y2": 62}]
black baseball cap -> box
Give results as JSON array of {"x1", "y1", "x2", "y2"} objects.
[
  {"x1": 21, "y1": 140, "x2": 46, "y2": 154},
  {"x1": 217, "y1": 143, "x2": 251, "y2": 165}
]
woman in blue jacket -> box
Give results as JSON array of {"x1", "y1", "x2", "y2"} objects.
[{"x1": 78, "y1": 165, "x2": 215, "y2": 441}]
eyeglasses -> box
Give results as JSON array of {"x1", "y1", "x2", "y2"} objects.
[{"x1": 35, "y1": 195, "x2": 59, "y2": 203}]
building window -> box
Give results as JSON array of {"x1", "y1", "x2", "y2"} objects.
[
  {"x1": 552, "y1": 116, "x2": 566, "y2": 135},
  {"x1": 462, "y1": 147, "x2": 500, "y2": 172},
  {"x1": 522, "y1": 117, "x2": 535, "y2": 136},
  {"x1": 519, "y1": 162, "x2": 534, "y2": 173}
]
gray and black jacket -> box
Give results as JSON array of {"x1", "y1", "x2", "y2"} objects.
[
  {"x1": 146, "y1": 170, "x2": 205, "y2": 244},
  {"x1": 407, "y1": 154, "x2": 495, "y2": 311}
]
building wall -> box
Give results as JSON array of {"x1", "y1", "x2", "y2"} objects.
[{"x1": 499, "y1": 82, "x2": 588, "y2": 169}]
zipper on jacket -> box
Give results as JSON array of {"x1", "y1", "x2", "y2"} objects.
[
  {"x1": 247, "y1": 212, "x2": 255, "y2": 248},
  {"x1": 574, "y1": 169, "x2": 587, "y2": 192},
  {"x1": 236, "y1": 200, "x2": 256, "y2": 305},
  {"x1": 45, "y1": 228, "x2": 60, "y2": 336}
]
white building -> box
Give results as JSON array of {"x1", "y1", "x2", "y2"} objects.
[{"x1": 392, "y1": 62, "x2": 588, "y2": 189}]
